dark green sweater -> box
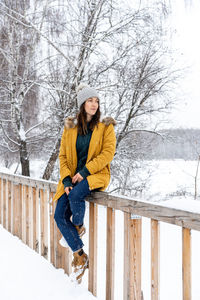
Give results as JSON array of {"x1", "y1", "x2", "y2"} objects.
[{"x1": 62, "y1": 124, "x2": 92, "y2": 188}]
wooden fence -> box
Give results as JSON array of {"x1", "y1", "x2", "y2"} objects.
[{"x1": 0, "y1": 171, "x2": 200, "y2": 300}]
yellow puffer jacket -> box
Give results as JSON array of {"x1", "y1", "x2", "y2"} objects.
[{"x1": 53, "y1": 116, "x2": 116, "y2": 202}]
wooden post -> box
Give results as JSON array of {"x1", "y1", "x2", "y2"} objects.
[
  {"x1": 7, "y1": 180, "x2": 12, "y2": 233},
  {"x1": 182, "y1": 227, "x2": 191, "y2": 300},
  {"x1": 64, "y1": 248, "x2": 72, "y2": 276},
  {"x1": 106, "y1": 207, "x2": 115, "y2": 300},
  {"x1": 49, "y1": 194, "x2": 56, "y2": 266},
  {"x1": 130, "y1": 218, "x2": 142, "y2": 300},
  {"x1": 88, "y1": 202, "x2": 98, "y2": 296},
  {"x1": 151, "y1": 219, "x2": 160, "y2": 300},
  {"x1": 13, "y1": 184, "x2": 20, "y2": 238},
  {"x1": 124, "y1": 213, "x2": 142, "y2": 300},
  {"x1": 56, "y1": 228, "x2": 63, "y2": 268},
  {"x1": 32, "y1": 187, "x2": 39, "y2": 252},
  {"x1": 40, "y1": 189, "x2": 49, "y2": 259},
  {"x1": 124, "y1": 212, "x2": 130, "y2": 300},
  {"x1": 28, "y1": 186, "x2": 34, "y2": 249},
  {"x1": 3, "y1": 179, "x2": 6, "y2": 228},
  {"x1": 18, "y1": 184, "x2": 22, "y2": 240},
  {"x1": 25, "y1": 185, "x2": 30, "y2": 246},
  {"x1": 22, "y1": 185, "x2": 26, "y2": 243},
  {"x1": 60, "y1": 246, "x2": 69, "y2": 274},
  {"x1": 5, "y1": 179, "x2": 9, "y2": 230},
  {"x1": 10, "y1": 181, "x2": 14, "y2": 234}
]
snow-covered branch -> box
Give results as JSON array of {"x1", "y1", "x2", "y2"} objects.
[
  {"x1": 0, "y1": 2, "x2": 78, "y2": 70},
  {"x1": 25, "y1": 117, "x2": 51, "y2": 136},
  {"x1": 0, "y1": 122, "x2": 20, "y2": 146}
]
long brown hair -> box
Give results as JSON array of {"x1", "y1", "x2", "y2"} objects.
[{"x1": 77, "y1": 101, "x2": 101, "y2": 135}]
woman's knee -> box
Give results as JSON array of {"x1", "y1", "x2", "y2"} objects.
[
  {"x1": 68, "y1": 180, "x2": 89, "y2": 203},
  {"x1": 68, "y1": 188, "x2": 78, "y2": 203}
]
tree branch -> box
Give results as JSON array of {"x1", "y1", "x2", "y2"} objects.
[{"x1": 0, "y1": 2, "x2": 78, "y2": 70}]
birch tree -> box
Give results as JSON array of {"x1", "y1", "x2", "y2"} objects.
[{"x1": 0, "y1": 0, "x2": 51, "y2": 175}]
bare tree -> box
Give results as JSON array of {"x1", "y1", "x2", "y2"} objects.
[
  {"x1": 0, "y1": 0, "x2": 179, "y2": 194},
  {"x1": 0, "y1": 0, "x2": 51, "y2": 175},
  {"x1": 41, "y1": 0, "x2": 152, "y2": 179}
]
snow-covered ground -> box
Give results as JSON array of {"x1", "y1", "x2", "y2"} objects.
[
  {"x1": 1, "y1": 159, "x2": 200, "y2": 299},
  {"x1": 0, "y1": 224, "x2": 101, "y2": 300}
]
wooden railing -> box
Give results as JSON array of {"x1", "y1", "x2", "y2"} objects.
[{"x1": 0, "y1": 171, "x2": 199, "y2": 300}]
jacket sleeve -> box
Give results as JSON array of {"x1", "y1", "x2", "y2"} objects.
[
  {"x1": 85, "y1": 124, "x2": 116, "y2": 175},
  {"x1": 59, "y1": 128, "x2": 72, "y2": 181}
]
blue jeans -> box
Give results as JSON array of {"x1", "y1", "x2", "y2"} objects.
[{"x1": 54, "y1": 179, "x2": 91, "y2": 252}]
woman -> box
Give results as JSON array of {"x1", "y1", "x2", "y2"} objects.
[{"x1": 53, "y1": 83, "x2": 116, "y2": 283}]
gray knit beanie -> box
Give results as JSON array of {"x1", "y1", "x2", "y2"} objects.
[{"x1": 76, "y1": 83, "x2": 99, "y2": 108}]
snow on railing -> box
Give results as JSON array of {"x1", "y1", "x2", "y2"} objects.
[{"x1": 1, "y1": 171, "x2": 199, "y2": 300}]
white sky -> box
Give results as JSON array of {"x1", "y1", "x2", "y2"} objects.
[{"x1": 167, "y1": 0, "x2": 200, "y2": 128}]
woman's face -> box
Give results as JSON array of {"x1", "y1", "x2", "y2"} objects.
[{"x1": 84, "y1": 97, "x2": 99, "y2": 120}]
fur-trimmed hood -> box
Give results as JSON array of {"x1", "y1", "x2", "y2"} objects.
[{"x1": 64, "y1": 116, "x2": 116, "y2": 129}]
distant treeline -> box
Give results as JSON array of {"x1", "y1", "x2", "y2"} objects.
[{"x1": 127, "y1": 128, "x2": 200, "y2": 160}]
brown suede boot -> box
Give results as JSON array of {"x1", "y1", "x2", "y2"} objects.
[
  {"x1": 71, "y1": 249, "x2": 89, "y2": 283},
  {"x1": 74, "y1": 225, "x2": 86, "y2": 237}
]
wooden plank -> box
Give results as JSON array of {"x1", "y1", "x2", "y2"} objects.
[
  {"x1": 32, "y1": 187, "x2": 39, "y2": 252},
  {"x1": 106, "y1": 207, "x2": 115, "y2": 300},
  {"x1": 40, "y1": 189, "x2": 49, "y2": 259},
  {"x1": 18, "y1": 184, "x2": 23, "y2": 240},
  {"x1": 13, "y1": 184, "x2": 20, "y2": 237},
  {"x1": 52, "y1": 198, "x2": 60, "y2": 269},
  {"x1": 32, "y1": 187, "x2": 37, "y2": 251},
  {"x1": 87, "y1": 192, "x2": 200, "y2": 231},
  {"x1": 5, "y1": 179, "x2": 9, "y2": 230},
  {"x1": 7, "y1": 180, "x2": 12, "y2": 233},
  {"x1": 64, "y1": 248, "x2": 72, "y2": 276},
  {"x1": 124, "y1": 213, "x2": 142, "y2": 300},
  {"x1": 130, "y1": 218, "x2": 142, "y2": 300},
  {"x1": 55, "y1": 222, "x2": 65, "y2": 270},
  {"x1": 13, "y1": 184, "x2": 22, "y2": 240},
  {"x1": 182, "y1": 227, "x2": 191, "y2": 300},
  {"x1": 29, "y1": 186, "x2": 34, "y2": 249},
  {"x1": 56, "y1": 228, "x2": 63, "y2": 268},
  {"x1": 10, "y1": 181, "x2": 14, "y2": 234},
  {"x1": 88, "y1": 202, "x2": 98, "y2": 296},
  {"x1": 3, "y1": 179, "x2": 7, "y2": 229},
  {"x1": 49, "y1": 194, "x2": 56, "y2": 266},
  {"x1": 124, "y1": 212, "x2": 130, "y2": 300},
  {"x1": 151, "y1": 219, "x2": 160, "y2": 300},
  {"x1": 25, "y1": 185, "x2": 30, "y2": 246},
  {"x1": 0, "y1": 171, "x2": 57, "y2": 192},
  {"x1": 22, "y1": 185, "x2": 26, "y2": 243}
]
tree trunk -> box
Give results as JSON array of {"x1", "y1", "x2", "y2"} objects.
[
  {"x1": 20, "y1": 140, "x2": 30, "y2": 176},
  {"x1": 42, "y1": 137, "x2": 61, "y2": 180}
]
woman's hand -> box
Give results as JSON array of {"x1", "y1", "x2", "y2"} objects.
[
  {"x1": 72, "y1": 173, "x2": 83, "y2": 184},
  {"x1": 65, "y1": 186, "x2": 73, "y2": 195}
]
